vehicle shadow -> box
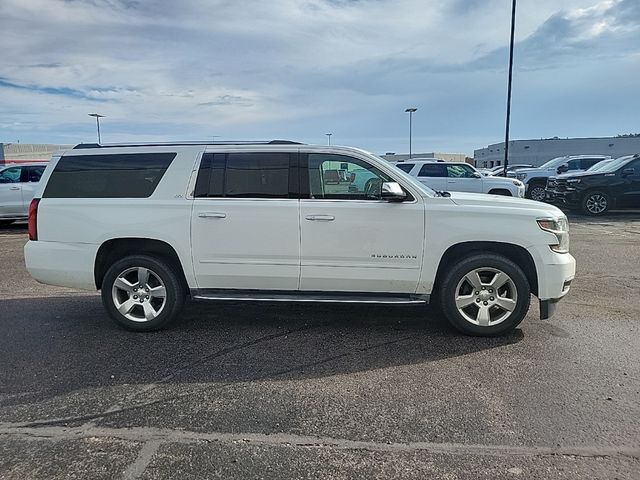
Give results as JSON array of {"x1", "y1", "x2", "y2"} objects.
[{"x1": 0, "y1": 295, "x2": 524, "y2": 406}]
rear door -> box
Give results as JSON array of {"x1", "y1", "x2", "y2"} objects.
[
  {"x1": 0, "y1": 166, "x2": 24, "y2": 217},
  {"x1": 416, "y1": 163, "x2": 447, "y2": 191},
  {"x1": 19, "y1": 165, "x2": 46, "y2": 214},
  {"x1": 190, "y1": 151, "x2": 300, "y2": 290},
  {"x1": 445, "y1": 164, "x2": 483, "y2": 193}
]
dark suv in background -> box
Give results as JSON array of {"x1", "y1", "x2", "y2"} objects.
[{"x1": 551, "y1": 154, "x2": 640, "y2": 215}]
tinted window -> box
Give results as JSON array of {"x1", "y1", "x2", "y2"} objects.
[
  {"x1": 195, "y1": 152, "x2": 291, "y2": 198},
  {"x1": 395, "y1": 163, "x2": 414, "y2": 173},
  {"x1": 418, "y1": 164, "x2": 446, "y2": 177},
  {"x1": 27, "y1": 166, "x2": 45, "y2": 182},
  {"x1": 0, "y1": 167, "x2": 22, "y2": 183},
  {"x1": 43, "y1": 153, "x2": 176, "y2": 198},
  {"x1": 567, "y1": 159, "x2": 581, "y2": 170},
  {"x1": 581, "y1": 158, "x2": 601, "y2": 170},
  {"x1": 446, "y1": 164, "x2": 476, "y2": 178},
  {"x1": 308, "y1": 154, "x2": 392, "y2": 200}
]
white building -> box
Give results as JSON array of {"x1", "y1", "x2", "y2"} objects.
[
  {"x1": 0, "y1": 143, "x2": 72, "y2": 165},
  {"x1": 474, "y1": 136, "x2": 640, "y2": 168}
]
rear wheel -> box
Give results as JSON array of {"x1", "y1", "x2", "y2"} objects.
[
  {"x1": 101, "y1": 255, "x2": 186, "y2": 331},
  {"x1": 527, "y1": 183, "x2": 546, "y2": 201},
  {"x1": 438, "y1": 254, "x2": 531, "y2": 336},
  {"x1": 581, "y1": 191, "x2": 610, "y2": 216}
]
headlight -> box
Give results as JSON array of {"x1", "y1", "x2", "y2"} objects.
[
  {"x1": 512, "y1": 180, "x2": 523, "y2": 186},
  {"x1": 566, "y1": 179, "x2": 581, "y2": 184},
  {"x1": 516, "y1": 173, "x2": 528, "y2": 180},
  {"x1": 537, "y1": 217, "x2": 570, "y2": 253}
]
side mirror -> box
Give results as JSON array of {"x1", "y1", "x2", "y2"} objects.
[
  {"x1": 557, "y1": 164, "x2": 569, "y2": 174},
  {"x1": 621, "y1": 167, "x2": 635, "y2": 177},
  {"x1": 381, "y1": 182, "x2": 407, "y2": 202},
  {"x1": 472, "y1": 172, "x2": 482, "y2": 178}
]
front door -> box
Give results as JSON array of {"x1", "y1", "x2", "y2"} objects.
[
  {"x1": 445, "y1": 164, "x2": 484, "y2": 193},
  {"x1": 299, "y1": 153, "x2": 424, "y2": 293},
  {"x1": 191, "y1": 152, "x2": 300, "y2": 290},
  {"x1": 617, "y1": 159, "x2": 640, "y2": 207},
  {"x1": 0, "y1": 166, "x2": 24, "y2": 217}
]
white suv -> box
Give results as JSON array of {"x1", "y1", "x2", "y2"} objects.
[
  {"x1": 24, "y1": 142, "x2": 575, "y2": 336},
  {"x1": 395, "y1": 160, "x2": 525, "y2": 197},
  {"x1": 0, "y1": 162, "x2": 48, "y2": 226}
]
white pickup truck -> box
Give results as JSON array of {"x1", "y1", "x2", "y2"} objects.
[{"x1": 24, "y1": 142, "x2": 575, "y2": 336}]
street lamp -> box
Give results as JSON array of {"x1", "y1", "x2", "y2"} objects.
[
  {"x1": 503, "y1": 0, "x2": 517, "y2": 176},
  {"x1": 326, "y1": 133, "x2": 332, "y2": 145},
  {"x1": 405, "y1": 108, "x2": 417, "y2": 159},
  {"x1": 88, "y1": 113, "x2": 105, "y2": 143}
]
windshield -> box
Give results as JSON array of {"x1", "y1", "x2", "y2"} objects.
[
  {"x1": 586, "y1": 159, "x2": 613, "y2": 172},
  {"x1": 597, "y1": 155, "x2": 635, "y2": 173},
  {"x1": 538, "y1": 156, "x2": 568, "y2": 169}
]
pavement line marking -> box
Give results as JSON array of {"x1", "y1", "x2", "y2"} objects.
[
  {"x1": 0, "y1": 424, "x2": 638, "y2": 460},
  {"x1": 122, "y1": 439, "x2": 162, "y2": 480}
]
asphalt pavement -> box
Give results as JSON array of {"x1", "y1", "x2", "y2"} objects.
[{"x1": 0, "y1": 214, "x2": 639, "y2": 479}]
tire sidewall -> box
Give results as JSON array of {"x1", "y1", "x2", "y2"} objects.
[
  {"x1": 581, "y1": 191, "x2": 610, "y2": 216},
  {"x1": 527, "y1": 184, "x2": 546, "y2": 201},
  {"x1": 439, "y1": 254, "x2": 531, "y2": 336},
  {"x1": 101, "y1": 255, "x2": 185, "y2": 331}
]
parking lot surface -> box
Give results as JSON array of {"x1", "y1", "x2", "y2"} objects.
[{"x1": 1, "y1": 214, "x2": 639, "y2": 479}]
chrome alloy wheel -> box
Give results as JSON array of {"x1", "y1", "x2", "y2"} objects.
[
  {"x1": 529, "y1": 186, "x2": 546, "y2": 201},
  {"x1": 111, "y1": 267, "x2": 167, "y2": 322},
  {"x1": 585, "y1": 194, "x2": 608, "y2": 214},
  {"x1": 454, "y1": 267, "x2": 518, "y2": 327}
]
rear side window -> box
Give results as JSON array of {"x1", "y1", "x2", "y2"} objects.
[
  {"x1": 395, "y1": 163, "x2": 414, "y2": 173},
  {"x1": 43, "y1": 153, "x2": 176, "y2": 198},
  {"x1": 418, "y1": 164, "x2": 446, "y2": 177},
  {"x1": 195, "y1": 152, "x2": 292, "y2": 198}
]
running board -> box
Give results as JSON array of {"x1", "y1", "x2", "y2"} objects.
[{"x1": 191, "y1": 289, "x2": 429, "y2": 304}]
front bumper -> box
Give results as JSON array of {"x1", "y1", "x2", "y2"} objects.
[{"x1": 526, "y1": 246, "x2": 576, "y2": 320}]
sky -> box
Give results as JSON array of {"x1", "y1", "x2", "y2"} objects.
[{"x1": 0, "y1": 0, "x2": 638, "y2": 156}]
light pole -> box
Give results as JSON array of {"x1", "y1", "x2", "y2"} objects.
[
  {"x1": 503, "y1": 0, "x2": 517, "y2": 176},
  {"x1": 326, "y1": 133, "x2": 332, "y2": 145},
  {"x1": 405, "y1": 108, "x2": 417, "y2": 159},
  {"x1": 88, "y1": 113, "x2": 105, "y2": 143}
]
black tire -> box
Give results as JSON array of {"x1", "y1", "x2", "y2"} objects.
[
  {"x1": 581, "y1": 190, "x2": 610, "y2": 216},
  {"x1": 526, "y1": 183, "x2": 546, "y2": 201},
  {"x1": 0, "y1": 220, "x2": 15, "y2": 227},
  {"x1": 437, "y1": 254, "x2": 531, "y2": 336},
  {"x1": 101, "y1": 255, "x2": 186, "y2": 331}
]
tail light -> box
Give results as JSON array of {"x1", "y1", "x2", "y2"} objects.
[{"x1": 28, "y1": 198, "x2": 40, "y2": 241}]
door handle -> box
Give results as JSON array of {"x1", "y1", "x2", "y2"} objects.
[
  {"x1": 9, "y1": 186, "x2": 20, "y2": 190},
  {"x1": 198, "y1": 212, "x2": 227, "y2": 218},
  {"x1": 305, "y1": 215, "x2": 335, "y2": 221}
]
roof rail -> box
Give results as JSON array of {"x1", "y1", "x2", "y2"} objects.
[{"x1": 72, "y1": 140, "x2": 303, "y2": 149}]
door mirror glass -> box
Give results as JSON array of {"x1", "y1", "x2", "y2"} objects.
[
  {"x1": 621, "y1": 167, "x2": 635, "y2": 176},
  {"x1": 557, "y1": 164, "x2": 569, "y2": 174},
  {"x1": 381, "y1": 182, "x2": 407, "y2": 202}
]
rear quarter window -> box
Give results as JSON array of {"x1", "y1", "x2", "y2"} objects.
[{"x1": 43, "y1": 153, "x2": 176, "y2": 198}]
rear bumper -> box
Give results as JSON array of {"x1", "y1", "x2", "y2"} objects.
[{"x1": 24, "y1": 240, "x2": 98, "y2": 290}]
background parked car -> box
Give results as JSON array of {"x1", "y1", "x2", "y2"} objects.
[
  {"x1": 508, "y1": 155, "x2": 610, "y2": 201},
  {"x1": 545, "y1": 158, "x2": 616, "y2": 203},
  {"x1": 479, "y1": 164, "x2": 534, "y2": 177},
  {"x1": 0, "y1": 163, "x2": 47, "y2": 226},
  {"x1": 551, "y1": 154, "x2": 640, "y2": 215},
  {"x1": 395, "y1": 160, "x2": 525, "y2": 197}
]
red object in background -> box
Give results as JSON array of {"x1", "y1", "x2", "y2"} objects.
[{"x1": 28, "y1": 199, "x2": 40, "y2": 241}]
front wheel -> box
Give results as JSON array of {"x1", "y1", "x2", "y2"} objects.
[
  {"x1": 101, "y1": 255, "x2": 186, "y2": 331},
  {"x1": 438, "y1": 254, "x2": 531, "y2": 336},
  {"x1": 527, "y1": 184, "x2": 546, "y2": 201},
  {"x1": 581, "y1": 191, "x2": 610, "y2": 216}
]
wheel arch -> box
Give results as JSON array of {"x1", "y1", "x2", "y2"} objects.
[
  {"x1": 94, "y1": 237, "x2": 189, "y2": 292},
  {"x1": 433, "y1": 241, "x2": 538, "y2": 297},
  {"x1": 487, "y1": 188, "x2": 513, "y2": 196}
]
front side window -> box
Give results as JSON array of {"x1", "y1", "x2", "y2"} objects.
[
  {"x1": 27, "y1": 166, "x2": 45, "y2": 182},
  {"x1": 308, "y1": 154, "x2": 392, "y2": 200},
  {"x1": 446, "y1": 164, "x2": 476, "y2": 178},
  {"x1": 195, "y1": 152, "x2": 291, "y2": 198},
  {"x1": 567, "y1": 159, "x2": 581, "y2": 170},
  {"x1": 0, "y1": 167, "x2": 22, "y2": 184}
]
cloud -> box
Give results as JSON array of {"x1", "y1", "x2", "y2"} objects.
[{"x1": 0, "y1": 0, "x2": 638, "y2": 154}]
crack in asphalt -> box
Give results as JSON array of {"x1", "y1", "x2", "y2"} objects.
[{"x1": 1, "y1": 424, "x2": 638, "y2": 460}]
